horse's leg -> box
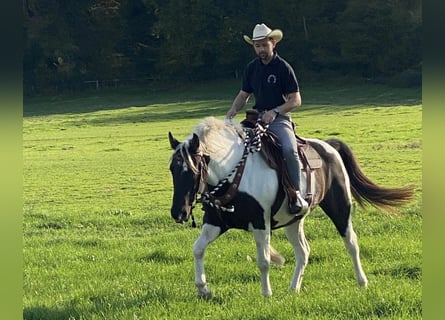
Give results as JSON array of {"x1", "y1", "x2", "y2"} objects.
[
  {"x1": 284, "y1": 218, "x2": 310, "y2": 292},
  {"x1": 193, "y1": 223, "x2": 221, "y2": 299},
  {"x1": 252, "y1": 228, "x2": 272, "y2": 297},
  {"x1": 343, "y1": 219, "x2": 368, "y2": 287},
  {"x1": 319, "y1": 182, "x2": 368, "y2": 287}
]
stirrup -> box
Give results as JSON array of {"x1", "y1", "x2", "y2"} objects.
[
  {"x1": 290, "y1": 191, "x2": 308, "y2": 216},
  {"x1": 296, "y1": 191, "x2": 308, "y2": 209}
]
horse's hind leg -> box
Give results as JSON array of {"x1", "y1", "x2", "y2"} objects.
[
  {"x1": 284, "y1": 218, "x2": 310, "y2": 292},
  {"x1": 193, "y1": 223, "x2": 221, "y2": 299},
  {"x1": 320, "y1": 187, "x2": 368, "y2": 287},
  {"x1": 343, "y1": 219, "x2": 368, "y2": 287}
]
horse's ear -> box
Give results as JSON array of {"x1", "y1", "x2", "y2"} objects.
[
  {"x1": 189, "y1": 133, "x2": 200, "y2": 153},
  {"x1": 168, "y1": 132, "x2": 180, "y2": 149}
]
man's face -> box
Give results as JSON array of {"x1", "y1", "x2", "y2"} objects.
[{"x1": 253, "y1": 38, "x2": 276, "y2": 61}]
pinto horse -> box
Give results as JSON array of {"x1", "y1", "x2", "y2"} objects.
[{"x1": 168, "y1": 116, "x2": 413, "y2": 298}]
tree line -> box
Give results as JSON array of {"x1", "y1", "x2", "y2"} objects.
[{"x1": 23, "y1": 0, "x2": 422, "y2": 94}]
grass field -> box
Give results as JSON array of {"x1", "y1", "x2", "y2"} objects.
[{"x1": 23, "y1": 79, "x2": 422, "y2": 319}]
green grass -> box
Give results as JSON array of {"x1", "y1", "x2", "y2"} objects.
[{"x1": 23, "y1": 80, "x2": 421, "y2": 319}]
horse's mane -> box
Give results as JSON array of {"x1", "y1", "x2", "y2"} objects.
[
  {"x1": 171, "y1": 117, "x2": 243, "y2": 176},
  {"x1": 191, "y1": 117, "x2": 245, "y2": 156}
]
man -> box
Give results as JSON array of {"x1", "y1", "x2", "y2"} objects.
[{"x1": 226, "y1": 23, "x2": 308, "y2": 216}]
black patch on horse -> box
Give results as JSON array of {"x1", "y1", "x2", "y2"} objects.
[{"x1": 202, "y1": 183, "x2": 265, "y2": 234}]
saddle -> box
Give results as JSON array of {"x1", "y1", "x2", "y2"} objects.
[{"x1": 241, "y1": 110, "x2": 322, "y2": 206}]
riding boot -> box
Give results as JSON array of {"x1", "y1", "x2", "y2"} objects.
[{"x1": 287, "y1": 157, "x2": 308, "y2": 216}]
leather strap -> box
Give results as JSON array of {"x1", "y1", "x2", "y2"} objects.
[
  {"x1": 207, "y1": 152, "x2": 247, "y2": 207},
  {"x1": 298, "y1": 145, "x2": 313, "y2": 205}
]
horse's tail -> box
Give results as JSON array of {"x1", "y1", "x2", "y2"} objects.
[
  {"x1": 325, "y1": 138, "x2": 414, "y2": 212},
  {"x1": 269, "y1": 245, "x2": 285, "y2": 266}
]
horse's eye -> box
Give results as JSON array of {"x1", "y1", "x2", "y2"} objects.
[{"x1": 174, "y1": 155, "x2": 183, "y2": 164}]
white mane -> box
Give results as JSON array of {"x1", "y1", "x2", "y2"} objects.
[{"x1": 191, "y1": 117, "x2": 245, "y2": 156}]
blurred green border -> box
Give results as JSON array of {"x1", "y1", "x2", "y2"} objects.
[
  {"x1": 423, "y1": 1, "x2": 445, "y2": 318},
  {"x1": 423, "y1": 68, "x2": 443, "y2": 318},
  {"x1": 0, "y1": 1, "x2": 23, "y2": 319}
]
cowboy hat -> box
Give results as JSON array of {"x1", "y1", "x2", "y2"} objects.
[{"x1": 243, "y1": 23, "x2": 283, "y2": 45}]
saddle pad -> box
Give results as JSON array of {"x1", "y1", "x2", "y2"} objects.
[{"x1": 298, "y1": 143, "x2": 322, "y2": 169}]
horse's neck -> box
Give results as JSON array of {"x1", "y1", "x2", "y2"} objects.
[{"x1": 206, "y1": 138, "x2": 245, "y2": 186}]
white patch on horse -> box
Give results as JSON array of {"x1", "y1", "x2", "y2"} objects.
[{"x1": 179, "y1": 141, "x2": 197, "y2": 174}]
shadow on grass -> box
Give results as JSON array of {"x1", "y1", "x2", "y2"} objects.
[
  {"x1": 24, "y1": 285, "x2": 200, "y2": 319},
  {"x1": 23, "y1": 80, "x2": 421, "y2": 118},
  {"x1": 37, "y1": 99, "x2": 421, "y2": 129},
  {"x1": 23, "y1": 80, "x2": 239, "y2": 117},
  {"x1": 140, "y1": 249, "x2": 187, "y2": 265},
  {"x1": 70, "y1": 100, "x2": 230, "y2": 126},
  {"x1": 23, "y1": 306, "x2": 81, "y2": 320}
]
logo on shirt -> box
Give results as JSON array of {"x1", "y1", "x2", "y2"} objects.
[{"x1": 267, "y1": 74, "x2": 277, "y2": 84}]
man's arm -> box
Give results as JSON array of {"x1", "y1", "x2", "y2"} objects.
[
  {"x1": 278, "y1": 91, "x2": 301, "y2": 113},
  {"x1": 226, "y1": 90, "x2": 251, "y2": 119},
  {"x1": 262, "y1": 91, "x2": 302, "y2": 123}
]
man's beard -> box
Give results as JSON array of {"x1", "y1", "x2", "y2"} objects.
[{"x1": 258, "y1": 52, "x2": 269, "y2": 60}]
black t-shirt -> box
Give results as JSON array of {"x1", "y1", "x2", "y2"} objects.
[{"x1": 242, "y1": 53, "x2": 299, "y2": 111}]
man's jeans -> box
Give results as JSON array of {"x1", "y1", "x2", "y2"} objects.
[{"x1": 267, "y1": 114, "x2": 301, "y2": 191}]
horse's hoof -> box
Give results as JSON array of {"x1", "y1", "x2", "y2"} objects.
[
  {"x1": 358, "y1": 280, "x2": 368, "y2": 288},
  {"x1": 262, "y1": 290, "x2": 272, "y2": 297},
  {"x1": 197, "y1": 288, "x2": 212, "y2": 300}
]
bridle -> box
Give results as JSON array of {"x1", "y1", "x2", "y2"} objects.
[{"x1": 187, "y1": 152, "x2": 208, "y2": 228}]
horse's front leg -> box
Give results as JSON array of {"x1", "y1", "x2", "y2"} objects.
[
  {"x1": 193, "y1": 223, "x2": 221, "y2": 299},
  {"x1": 253, "y1": 228, "x2": 272, "y2": 297}
]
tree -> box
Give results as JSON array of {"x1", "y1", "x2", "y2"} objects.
[
  {"x1": 117, "y1": 0, "x2": 160, "y2": 78},
  {"x1": 23, "y1": 0, "x2": 422, "y2": 94},
  {"x1": 23, "y1": 0, "x2": 88, "y2": 92},
  {"x1": 336, "y1": 0, "x2": 422, "y2": 77}
]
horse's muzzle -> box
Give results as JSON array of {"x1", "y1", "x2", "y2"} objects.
[
  {"x1": 171, "y1": 208, "x2": 190, "y2": 224},
  {"x1": 174, "y1": 214, "x2": 189, "y2": 224}
]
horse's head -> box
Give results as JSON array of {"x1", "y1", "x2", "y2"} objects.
[{"x1": 168, "y1": 132, "x2": 206, "y2": 224}]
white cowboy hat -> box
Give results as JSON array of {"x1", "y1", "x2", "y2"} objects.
[{"x1": 243, "y1": 23, "x2": 283, "y2": 45}]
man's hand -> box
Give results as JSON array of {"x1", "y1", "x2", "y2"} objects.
[
  {"x1": 226, "y1": 108, "x2": 237, "y2": 119},
  {"x1": 227, "y1": 90, "x2": 250, "y2": 119},
  {"x1": 261, "y1": 109, "x2": 277, "y2": 124}
]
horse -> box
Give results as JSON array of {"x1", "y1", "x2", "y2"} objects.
[{"x1": 168, "y1": 116, "x2": 413, "y2": 298}]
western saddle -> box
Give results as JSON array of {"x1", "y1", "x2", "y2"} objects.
[{"x1": 240, "y1": 109, "x2": 321, "y2": 207}]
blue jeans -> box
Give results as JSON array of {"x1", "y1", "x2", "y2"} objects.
[{"x1": 267, "y1": 114, "x2": 301, "y2": 191}]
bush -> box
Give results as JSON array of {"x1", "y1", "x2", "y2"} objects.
[{"x1": 388, "y1": 67, "x2": 422, "y2": 88}]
